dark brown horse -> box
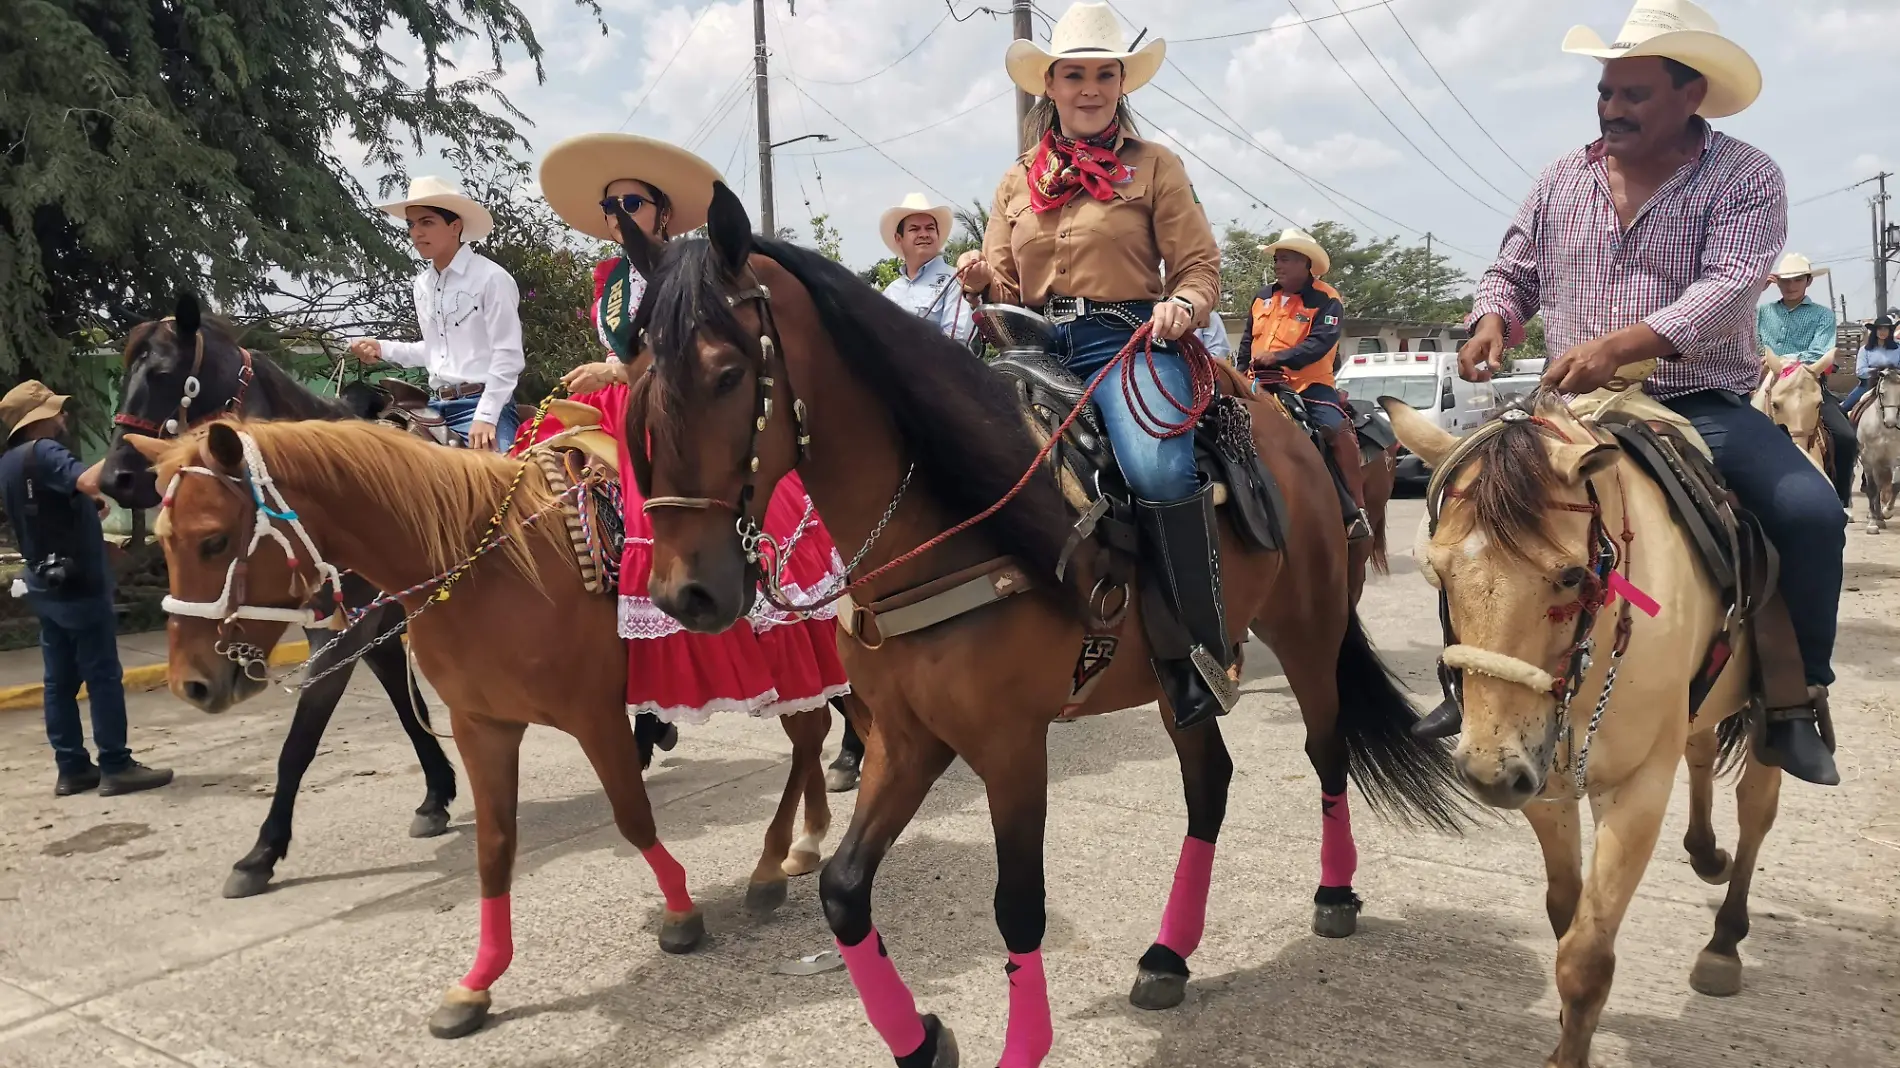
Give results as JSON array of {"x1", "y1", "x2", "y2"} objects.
[
  {"x1": 621, "y1": 184, "x2": 1467, "y2": 1066},
  {"x1": 129, "y1": 418, "x2": 835, "y2": 1040},
  {"x1": 99, "y1": 294, "x2": 457, "y2": 898}
]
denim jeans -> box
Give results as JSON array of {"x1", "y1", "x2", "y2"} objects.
[
  {"x1": 1057, "y1": 311, "x2": 1199, "y2": 502},
  {"x1": 1843, "y1": 377, "x2": 1871, "y2": 411},
  {"x1": 1661, "y1": 390, "x2": 1845, "y2": 687},
  {"x1": 1297, "y1": 382, "x2": 1348, "y2": 432},
  {"x1": 32, "y1": 594, "x2": 130, "y2": 774},
  {"x1": 438, "y1": 395, "x2": 520, "y2": 452}
]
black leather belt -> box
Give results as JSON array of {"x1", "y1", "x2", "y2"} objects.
[
  {"x1": 1042, "y1": 296, "x2": 1152, "y2": 328},
  {"x1": 433, "y1": 382, "x2": 485, "y2": 401}
]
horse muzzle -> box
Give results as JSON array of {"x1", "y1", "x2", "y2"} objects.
[{"x1": 170, "y1": 654, "x2": 266, "y2": 713}]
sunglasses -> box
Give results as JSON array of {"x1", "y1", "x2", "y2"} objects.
[{"x1": 600, "y1": 194, "x2": 652, "y2": 216}]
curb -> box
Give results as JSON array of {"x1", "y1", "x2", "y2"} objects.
[{"x1": 0, "y1": 639, "x2": 311, "y2": 713}]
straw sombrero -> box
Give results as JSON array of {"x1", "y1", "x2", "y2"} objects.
[
  {"x1": 1768, "y1": 252, "x2": 1829, "y2": 281},
  {"x1": 878, "y1": 194, "x2": 955, "y2": 257},
  {"x1": 376, "y1": 177, "x2": 494, "y2": 243},
  {"x1": 1561, "y1": 0, "x2": 1760, "y2": 118},
  {"x1": 1259, "y1": 228, "x2": 1332, "y2": 278},
  {"x1": 539, "y1": 133, "x2": 725, "y2": 242},
  {"x1": 1005, "y1": 2, "x2": 1165, "y2": 97}
]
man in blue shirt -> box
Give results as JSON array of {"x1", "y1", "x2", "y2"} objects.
[
  {"x1": 1, "y1": 382, "x2": 172, "y2": 797},
  {"x1": 877, "y1": 193, "x2": 975, "y2": 348},
  {"x1": 1757, "y1": 252, "x2": 1857, "y2": 508}
]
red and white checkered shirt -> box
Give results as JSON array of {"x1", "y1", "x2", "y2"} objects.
[{"x1": 1469, "y1": 122, "x2": 1787, "y2": 399}]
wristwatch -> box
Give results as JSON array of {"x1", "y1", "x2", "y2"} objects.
[{"x1": 1167, "y1": 295, "x2": 1196, "y2": 316}]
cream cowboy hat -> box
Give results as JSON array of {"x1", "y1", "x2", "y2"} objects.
[
  {"x1": 878, "y1": 193, "x2": 955, "y2": 257},
  {"x1": 1005, "y1": 2, "x2": 1165, "y2": 97},
  {"x1": 376, "y1": 176, "x2": 494, "y2": 243},
  {"x1": 1561, "y1": 0, "x2": 1760, "y2": 119},
  {"x1": 1259, "y1": 227, "x2": 1331, "y2": 278},
  {"x1": 1768, "y1": 252, "x2": 1829, "y2": 281},
  {"x1": 539, "y1": 133, "x2": 725, "y2": 242}
]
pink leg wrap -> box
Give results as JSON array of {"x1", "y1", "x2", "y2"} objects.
[
  {"x1": 1320, "y1": 791, "x2": 1357, "y2": 887},
  {"x1": 1156, "y1": 835, "x2": 1217, "y2": 959},
  {"x1": 641, "y1": 842, "x2": 694, "y2": 913},
  {"x1": 836, "y1": 928, "x2": 927, "y2": 1058},
  {"x1": 999, "y1": 949, "x2": 1054, "y2": 1067},
  {"x1": 460, "y1": 894, "x2": 513, "y2": 991}
]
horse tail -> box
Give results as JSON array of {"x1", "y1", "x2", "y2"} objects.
[
  {"x1": 1714, "y1": 710, "x2": 1751, "y2": 777},
  {"x1": 1335, "y1": 608, "x2": 1475, "y2": 832}
]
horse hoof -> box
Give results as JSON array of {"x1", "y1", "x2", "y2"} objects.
[
  {"x1": 919, "y1": 1015, "x2": 960, "y2": 1068},
  {"x1": 1690, "y1": 949, "x2": 1743, "y2": 997},
  {"x1": 781, "y1": 850, "x2": 823, "y2": 878},
  {"x1": 1693, "y1": 848, "x2": 1733, "y2": 885},
  {"x1": 427, "y1": 985, "x2": 491, "y2": 1039},
  {"x1": 824, "y1": 765, "x2": 859, "y2": 793},
  {"x1": 659, "y1": 909, "x2": 706, "y2": 954},
  {"x1": 410, "y1": 808, "x2": 451, "y2": 838},
  {"x1": 1129, "y1": 969, "x2": 1188, "y2": 1011},
  {"x1": 222, "y1": 867, "x2": 274, "y2": 899},
  {"x1": 744, "y1": 878, "x2": 789, "y2": 914},
  {"x1": 1313, "y1": 902, "x2": 1359, "y2": 938}
]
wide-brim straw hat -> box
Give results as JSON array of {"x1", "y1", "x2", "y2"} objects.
[
  {"x1": 1006, "y1": 2, "x2": 1165, "y2": 97},
  {"x1": 1561, "y1": 0, "x2": 1760, "y2": 119},
  {"x1": 539, "y1": 133, "x2": 725, "y2": 242},
  {"x1": 1259, "y1": 227, "x2": 1332, "y2": 278},
  {"x1": 878, "y1": 193, "x2": 955, "y2": 257},
  {"x1": 1768, "y1": 252, "x2": 1829, "y2": 281},
  {"x1": 1, "y1": 380, "x2": 69, "y2": 445},
  {"x1": 376, "y1": 176, "x2": 495, "y2": 243}
]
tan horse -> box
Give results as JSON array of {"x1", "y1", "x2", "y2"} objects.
[
  {"x1": 1384, "y1": 395, "x2": 1786, "y2": 1068},
  {"x1": 1753, "y1": 351, "x2": 1828, "y2": 473},
  {"x1": 130, "y1": 419, "x2": 835, "y2": 1040}
]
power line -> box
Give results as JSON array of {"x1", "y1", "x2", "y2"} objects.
[
  {"x1": 1315, "y1": 0, "x2": 1523, "y2": 208},
  {"x1": 1173, "y1": 0, "x2": 1396, "y2": 44},
  {"x1": 767, "y1": 5, "x2": 830, "y2": 216},
  {"x1": 804, "y1": 11, "x2": 952, "y2": 86},
  {"x1": 785, "y1": 76, "x2": 958, "y2": 205},
  {"x1": 682, "y1": 65, "x2": 755, "y2": 153},
  {"x1": 1125, "y1": 104, "x2": 1291, "y2": 225},
  {"x1": 1791, "y1": 184, "x2": 1861, "y2": 210},
  {"x1": 781, "y1": 88, "x2": 1013, "y2": 156},
  {"x1": 616, "y1": 0, "x2": 720, "y2": 130},
  {"x1": 1384, "y1": 4, "x2": 1536, "y2": 180}
]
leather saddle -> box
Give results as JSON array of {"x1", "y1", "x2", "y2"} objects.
[
  {"x1": 1348, "y1": 397, "x2": 1398, "y2": 460},
  {"x1": 338, "y1": 378, "x2": 466, "y2": 447}
]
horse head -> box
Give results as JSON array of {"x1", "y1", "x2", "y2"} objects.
[
  {"x1": 102, "y1": 293, "x2": 253, "y2": 509},
  {"x1": 1383, "y1": 394, "x2": 1619, "y2": 809},
  {"x1": 1753, "y1": 351, "x2": 1826, "y2": 466},
  {"x1": 1874, "y1": 368, "x2": 1900, "y2": 432}
]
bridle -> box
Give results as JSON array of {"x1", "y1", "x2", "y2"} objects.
[
  {"x1": 1875, "y1": 368, "x2": 1900, "y2": 430},
  {"x1": 1426, "y1": 406, "x2": 1638, "y2": 798},
  {"x1": 158, "y1": 430, "x2": 345, "y2": 680},
  {"x1": 115, "y1": 326, "x2": 256, "y2": 438}
]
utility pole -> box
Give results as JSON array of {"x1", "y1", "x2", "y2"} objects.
[
  {"x1": 1423, "y1": 231, "x2": 1436, "y2": 308},
  {"x1": 754, "y1": 0, "x2": 776, "y2": 238},
  {"x1": 1867, "y1": 171, "x2": 1893, "y2": 317},
  {"x1": 1014, "y1": 0, "x2": 1034, "y2": 153}
]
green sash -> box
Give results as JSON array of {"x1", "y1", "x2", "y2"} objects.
[{"x1": 598, "y1": 257, "x2": 641, "y2": 362}]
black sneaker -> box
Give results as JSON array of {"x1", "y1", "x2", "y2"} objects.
[
  {"x1": 99, "y1": 762, "x2": 174, "y2": 797},
  {"x1": 55, "y1": 767, "x2": 101, "y2": 797}
]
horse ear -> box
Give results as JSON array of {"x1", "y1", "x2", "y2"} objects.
[
  {"x1": 706, "y1": 181, "x2": 753, "y2": 276},
  {"x1": 1381, "y1": 397, "x2": 1456, "y2": 470},
  {"x1": 203, "y1": 421, "x2": 245, "y2": 474},
  {"x1": 124, "y1": 434, "x2": 169, "y2": 463},
  {"x1": 174, "y1": 291, "x2": 201, "y2": 340},
  {"x1": 616, "y1": 208, "x2": 657, "y2": 278},
  {"x1": 1549, "y1": 441, "x2": 1619, "y2": 486}
]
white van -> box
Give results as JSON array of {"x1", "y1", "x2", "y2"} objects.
[{"x1": 1335, "y1": 350, "x2": 1494, "y2": 483}]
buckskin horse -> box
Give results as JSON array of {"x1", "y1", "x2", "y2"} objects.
[
  {"x1": 130, "y1": 417, "x2": 838, "y2": 1038},
  {"x1": 99, "y1": 294, "x2": 457, "y2": 898},
  {"x1": 620, "y1": 183, "x2": 1468, "y2": 1067},
  {"x1": 1384, "y1": 392, "x2": 1794, "y2": 1068}
]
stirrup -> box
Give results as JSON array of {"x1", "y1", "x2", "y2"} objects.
[
  {"x1": 1190, "y1": 646, "x2": 1240, "y2": 714},
  {"x1": 1347, "y1": 509, "x2": 1372, "y2": 541}
]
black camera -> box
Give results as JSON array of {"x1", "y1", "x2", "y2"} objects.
[{"x1": 30, "y1": 553, "x2": 74, "y2": 591}]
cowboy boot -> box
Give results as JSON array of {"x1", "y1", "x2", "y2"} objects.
[
  {"x1": 1137, "y1": 483, "x2": 1239, "y2": 731},
  {"x1": 1319, "y1": 425, "x2": 1373, "y2": 541},
  {"x1": 1758, "y1": 686, "x2": 1841, "y2": 787},
  {"x1": 1411, "y1": 661, "x2": 1463, "y2": 739}
]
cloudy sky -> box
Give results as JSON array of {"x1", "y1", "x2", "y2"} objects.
[{"x1": 357, "y1": 0, "x2": 1900, "y2": 320}]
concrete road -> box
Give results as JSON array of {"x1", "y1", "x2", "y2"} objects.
[{"x1": 1, "y1": 497, "x2": 1894, "y2": 1067}]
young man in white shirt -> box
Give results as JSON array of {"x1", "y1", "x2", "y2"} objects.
[{"x1": 349, "y1": 178, "x2": 525, "y2": 451}]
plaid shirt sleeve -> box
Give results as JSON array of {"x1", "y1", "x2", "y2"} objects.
[
  {"x1": 1469, "y1": 170, "x2": 1547, "y2": 349},
  {"x1": 1642, "y1": 157, "x2": 1787, "y2": 359}
]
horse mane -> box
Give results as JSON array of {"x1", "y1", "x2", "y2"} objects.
[
  {"x1": 1452, "y1": 394, "x2": 1569, "y2": 561},
  {"x1": 170, "y1": 420, "x2": 561, "y2": 581},
  {"x1": 641, "y1": 236, "x2": 1072, "y2": 579}
]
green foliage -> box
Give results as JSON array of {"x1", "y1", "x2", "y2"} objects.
[
  {"x1": 809, "y1": 213, "x2": 844, "y2": 263},
  {"x1": 861, "y1": 258, "x2": 903, "y2": 289},
  {"x1": 1, "y1": 0, "x2": 600, "y2": 403},
  {"x1": 1502, "y1": 314, "x2": 1547, "y2": 369},
  {"x1": 1217, "y1": 221, "x2": 1472, "y2": 324}
]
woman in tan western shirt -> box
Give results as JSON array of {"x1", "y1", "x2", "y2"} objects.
[{"x1": 957, "y1": 2, "x2": 1229, "y2": 731}]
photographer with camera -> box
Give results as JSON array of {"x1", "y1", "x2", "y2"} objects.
[{"x1": 1, "y1": 382, "x2": 172, "y2": 797}]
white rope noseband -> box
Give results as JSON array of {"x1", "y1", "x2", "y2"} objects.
[{"x1": 1440, "y1": 643, "x2": 1557, "y2": 698}]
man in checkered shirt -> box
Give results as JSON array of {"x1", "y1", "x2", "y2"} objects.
[{"x1": 1457, "y1": 2, "x2": 1840, "y2": 785}]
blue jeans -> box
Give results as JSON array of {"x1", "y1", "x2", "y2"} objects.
[
  {"x1": 1057, "y1": 311, "x2": 1198, "y2": 501},
  {"x1": 1843, "y1": 378, "x2": 1871, "y2": 410},
  {"x1": 1297, "y1": 382, "x2": 1348, "y2": 432},
  {"x1": 438, "y1": 395, "x2": 520, "y2": 452},
  {"x1": 1661, "y1": 390, "x2": 1845, "y2": 687},
  {"x1": 32, "y1": 594, "x2": 130, "y2": 774}
]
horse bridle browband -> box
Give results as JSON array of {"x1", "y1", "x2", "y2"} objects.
[{"x1": 115, "y1": 327, "x2": 256, "y2": 438}]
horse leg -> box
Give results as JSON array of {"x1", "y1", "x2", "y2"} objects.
[
  {"x1": 359, "y1": 619, "x2": 456, "y2": 838},
  {"x1": 746, "y1": 705, "x2": 826, "y2": 911},
  {"x1": 820, "y1": 710, "x2": 958, "y2": 1067},
  {"x1": 1521, "y1": 797, "x2": 1583, "y2": 939},
  {"x1": 1690, "y1": 748, "x2": 1782, "y2": 997},
  {"x1": 1682, "y1": 730, "x2": 1733, "y2": 883},
  {"x1": 968, "y1": 725, "x2": 1054, "y2": 1068},
  {"x1": 1546, "y1": 749, "x2": 1676, "y2": 1068},
  {"x1": 783, "y1": 703, "x2": 833, "y2": 878},
  {"x1": 1130, "y1": 714, "x2": 1232, "y2": 1010},
  {"x1": 428, "y1": 712, "x2": 526, "y2": 1040},
  {"x1": 223, "y1": 627, "x2": 351, "y2": 899}
]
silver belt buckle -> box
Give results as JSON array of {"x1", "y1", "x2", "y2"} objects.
[{"x1": 1045, "y1": 297, "x2": 1081, "y2": 326}]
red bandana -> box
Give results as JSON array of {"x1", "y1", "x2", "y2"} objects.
[{"x1": 1026, "y1": 122, "x2": 1134, "y2": 214}]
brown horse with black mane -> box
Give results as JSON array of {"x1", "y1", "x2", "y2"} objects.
[{"x1": 619, "y1": 183, "x2": 1469, "y2": 1066}]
